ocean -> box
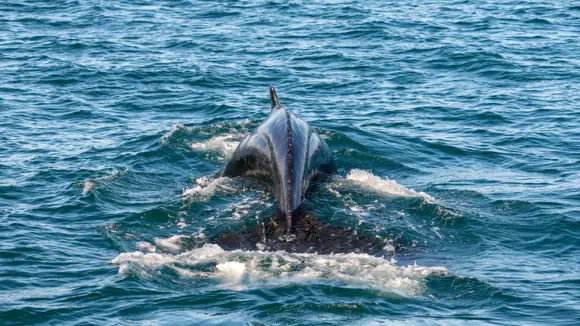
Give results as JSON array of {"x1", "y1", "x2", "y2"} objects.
[{"x1": 1, "y1": 0, "x2": 579, "y2": 325}]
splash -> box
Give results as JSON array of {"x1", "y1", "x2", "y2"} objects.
[
  {"x1": 112, "y1": 243, "x2": 447, "y2": 296},
  {"x1": 82, "y1": 169, "x2": 127, "y2": 194},
  {"x1": 189, "y1": 133, "x2": 243, "y2": 158},
  {"x1": 154, "y1": 235, "x2": 187, "y2": 253},
  {"x1": 182, "y1": 176, "x2": 231, "y2": 199},
  {"x1": 160, "y1": 121, "x2": 252, "y2": 158},
  {"x1": 345, "y1": 169, "x2": 435, "y2": 203},
  {"x1": 136, "y1": 241, "x2": 156, "y2": 252}
]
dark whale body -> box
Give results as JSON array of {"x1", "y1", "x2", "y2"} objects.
[
  {"x1": 213, "y1": 209, "x2": 389, "y2": 255},
  {"x1": 222, "y1": 86, "x2": 334, "y2": 233}
]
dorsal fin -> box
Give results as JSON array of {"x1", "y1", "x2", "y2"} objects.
[{"x1": 270, "y1": 85, "x2": 280, "y2": 110}]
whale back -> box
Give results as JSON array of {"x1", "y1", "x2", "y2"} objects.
[{"x1": 223, "y1": 87, "x2": 334, "y2": 232}]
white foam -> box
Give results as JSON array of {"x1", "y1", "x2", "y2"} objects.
[
  {"x1": 193, "y1": 176, "x2": 212, "y2": 187},
  {"x1": 326, "y1": 184, "x2": 341, "y2": 197},
  {"x1": 216, "y1": 261, "x2": 246, "y2": 283},
  {"x1": 228, "y1": 196, "x2": 265, "y2": 220},
  {"x1": 82, "y1": 169, "x2": 127, "y2": 194},
  {"x1": 349, "y1": 205, "x2": 364, "y2": 213},
  {"x1": 434, "y1": 206, "x2": 462, "y2": 219},
  {"x1": 182, "y1": 177, "x2": 230, "y2": 199},
  {"x1": 190, "y1": 133, "x2": 243, "y2": 158},
  {"x1": 82, "y1": 180, "x2": 95, "y2": 194},
  {"x1": 234, "y1": 119, "x2": 252, "y2": 127},
  {"x1": 112, "y1": 243, "x2": 447, "y2": 296},
  {"x1": 112, "y1": 251, "x2": 174, "y2": 268},
  {"x1": 154, "y1": 235, "x2": 186, "y2": 253},
  {"x1": 193, "y1": 227, "x2": 206, "y2": 239},
  {"x1": 177, "y1": 218, "x2": 188, "y2": 229},
  {"x1": 345, "y1": 169, "x2": 435, "y2": 203},
  {"x1": 383, "y1": 244, "x2": 396, "y2": 253},
  {"x1": 431, "y1": 227, "x2": 444, "y2": 240},
  {"x1": 136, "y1": 241, "x2": 156, "y2": 252}
]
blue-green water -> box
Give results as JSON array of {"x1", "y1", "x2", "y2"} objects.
[{"x1": 1, "y1": 0, "x2": 579, "y2": 325}]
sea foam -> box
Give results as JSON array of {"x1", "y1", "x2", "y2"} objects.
[
  {"x1": 189, "y1": 133, "x2": 243, "y2": 158},
  {"x1": 182, "y1": 176, "x2": 231, "y2": 199},
  {"x1": 345, "y1": 169, "x2": 435, "y2": 203},
  {"x1": 112, "y1": 243, "x2": 447, "y2": 296}
]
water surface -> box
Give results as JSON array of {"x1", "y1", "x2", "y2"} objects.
[{"x1": 1, "y1": 0, "x2": 579, "y2": 325}]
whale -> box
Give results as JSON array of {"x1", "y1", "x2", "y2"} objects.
[{"x1": 222, "y1": 86, "x2": 334, "y2": 233}]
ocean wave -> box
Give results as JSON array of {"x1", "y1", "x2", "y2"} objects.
[
  {"x1": 160, "y1": 120, "x2": 254, "y2": 147},
  {"x1": 112, "y1": 243, "x2": 447, "y2": 295},
  {"x1": 159, "y1": 123, "x2": 194, "y2": 146},
  {"x1": 82, "y1": 169, "x2": 127, "y2": 194}
]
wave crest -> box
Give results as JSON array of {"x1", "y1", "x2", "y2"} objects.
[
  {"x1": 345, "y1": 169, "x2": 435, "y2": 203},
  {"x1": 189, "y1": 133, "x2": 243, "y2": 158},
  {"x1": 82, "y1": 169, "x2": 127, "y2": 194}
]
